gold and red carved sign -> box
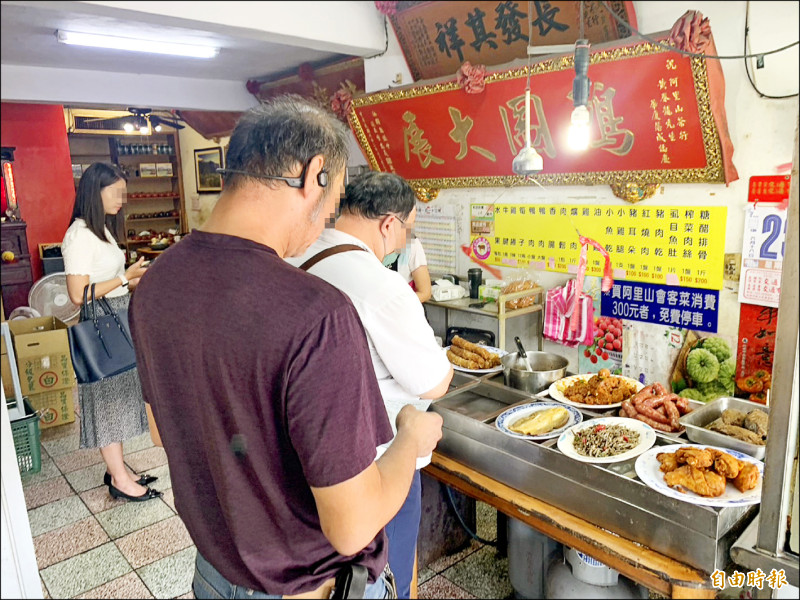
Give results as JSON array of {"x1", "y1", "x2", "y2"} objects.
[
  {"x1": 388, "y1": 0, "x2": 637, "y2": 81},
  {"x1": 349, "y1": 33, "x2": 735, "y2": 190}
]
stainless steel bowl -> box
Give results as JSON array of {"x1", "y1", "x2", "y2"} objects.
[{"x1": 501, "y1": 351, "x2": 568, "y2": 394}]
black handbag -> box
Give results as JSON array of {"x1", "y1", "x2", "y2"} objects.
[{"x1": 68, "y1": 283, "x2": 137, "y2": 384}]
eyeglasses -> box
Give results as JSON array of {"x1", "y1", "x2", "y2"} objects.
[
  {"x1": 383, "y1": 213, "x2": 414, "y2": 231},
  {"x1": 381, "y1": 213, "x2": 414, "y2": 231},
  {"x1": 217, "y1": 158, "x2": 328, "y2": 189}
]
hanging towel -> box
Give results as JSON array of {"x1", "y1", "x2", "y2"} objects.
[{"x1": 544, "y1": 279, "x2": 594, "y2": 348}]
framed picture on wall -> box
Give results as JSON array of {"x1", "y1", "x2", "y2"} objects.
[{"x1": 194, "y1": 147, "x2": 223, "y2": 192}]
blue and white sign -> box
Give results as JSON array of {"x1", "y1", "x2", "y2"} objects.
[{"x1": 601, "y1": 280, "x2": 719, "y2": 333}]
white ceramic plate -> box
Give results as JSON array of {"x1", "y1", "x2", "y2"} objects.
[
  {"x1": 634, "y1": 444, "x2": 764, "y2": 507},
  {"x1": 557, "y1": 417, "x2": 656, "y2": 464},
  {"x1": 495, "y1": 402, "x2": 583, "y2": 441},
  {"x1": 548, "y1": 373, "x2": 644, "y2": 410},
  {"x1": 444, "y1": 345, "x2": 507, "y2": 374}
]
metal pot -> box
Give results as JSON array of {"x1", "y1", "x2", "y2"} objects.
[{"x1": 501, "y1": 351, "x2": 568, "y2": 394}]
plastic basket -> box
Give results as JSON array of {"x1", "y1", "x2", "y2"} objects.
[{"x1": 10, "y1": 399, "x2": 41, "y2": 475}]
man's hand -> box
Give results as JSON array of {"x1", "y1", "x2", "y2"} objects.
[{"x1": 395, "y1": 405, "x2": 443, "y2": 458}]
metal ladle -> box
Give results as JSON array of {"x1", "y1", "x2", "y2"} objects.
[{"x1": 514, "y1": 336, "x2": 533, "y2": 372}]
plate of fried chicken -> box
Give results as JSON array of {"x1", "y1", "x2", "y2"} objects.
[
  {"x1": 548, "y1": 370, "x2": 643, "y2": 410},
  {"x1": 634, "y1": 444, "x2": 763, "y2": 507}
]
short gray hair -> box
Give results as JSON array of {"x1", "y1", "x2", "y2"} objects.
[{"x1": 223, "y1": 95, "x2": 350, "y2": 191}]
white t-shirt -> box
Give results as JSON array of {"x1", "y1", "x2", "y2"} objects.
[
  {"x1": 62, "y1": 219, "x2": 128, "y2": 299},
  {"x1": 397, "y1": 237, "x2": 427, "y2": 284},
  {"x1": 287, "y1": 229, "x2": 450, "y2": 469}
]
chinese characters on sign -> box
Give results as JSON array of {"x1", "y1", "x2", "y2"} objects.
[
  {"x1": 350, "y1": 38, "x2": 731, "y2": 188},
  {"x1": 736, "y1": 303, "x2": 777, "y2": 380},
  {"x1": 747, "y1": 174, "x2": 791, "y2": 204},
  {"x1": 601, "y1": 280, "x2": 719, "y2": 333},
  {"x1": 469, "y1": 204, "x2": 726, "y2": 290},
  {"x1": 710, "y1": 568, "x2": 788, "y2": 592},
  {"x1": 651, "y1": 63, "x2": 690, "y2": 166},
  {"x1": 388, "y1": 1, "x2": 637, "y2": 80},
  {"x1": 738, "y1": 205, "x2": 785, "y2": 308}
]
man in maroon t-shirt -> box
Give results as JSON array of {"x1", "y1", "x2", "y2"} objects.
[{"x1": 130, "y1": 97, "x2": 443, "y2": 599}]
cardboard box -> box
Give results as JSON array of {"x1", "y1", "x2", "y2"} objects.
[
  {"x1": 8, "y1": 316, "x2": 75, "y2": 395},
  {"x1": 28, "y1": 386, "x2": 76, "y2": 429},
  {"x1": 2, "y1": 344, "x2": 15, "y2": 399}
]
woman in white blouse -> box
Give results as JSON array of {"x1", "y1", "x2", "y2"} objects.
[{"x1": 62, "y1": 163, "x2": 160, "y2": 502}]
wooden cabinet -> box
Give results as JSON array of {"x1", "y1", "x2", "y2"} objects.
[
  {"x1": 0, "y1": 221, "x2": 34, "y2": 314},
  {"x1": 68, "y1": 132, "x2": 186, "y2": 263}
]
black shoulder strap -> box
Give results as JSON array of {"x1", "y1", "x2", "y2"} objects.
[{"x1": 298, "y1": 244, "x2": 366, "y2": 272}]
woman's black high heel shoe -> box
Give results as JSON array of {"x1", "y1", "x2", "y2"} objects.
[
  {"x1": 104, "y1": 472, "x2": 158, "y2": 487},
  {"x1": 108, "y1": 483, "x2": 163, "y2": 502}
]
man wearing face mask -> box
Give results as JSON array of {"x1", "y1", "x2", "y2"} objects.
[{"x1": 288, "y1": 171, "x2": 453, "y2": 598}]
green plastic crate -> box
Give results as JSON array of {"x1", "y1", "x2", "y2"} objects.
[{"x1": 10, "y1": 399, "x2": 41, "y2": 475}]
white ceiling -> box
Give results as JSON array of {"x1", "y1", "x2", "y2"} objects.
[
  {"x1": 0, "y1": 1, "x2": 387, "y2": 110},
  {"x1": 0, "y1": 2, "x2": 343, "y2": 81}
]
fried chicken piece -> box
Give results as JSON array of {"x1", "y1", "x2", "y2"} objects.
[
  {"x1": 664, "y1": 465, "x2": 727, "y2": 497},
  {"x1": 657, "y1": 452, "x2": 680, "y2": 473},
  {"x1": 732, "y1": 462, "x2": 760, "y2": 492},
  {"x1": 675, "y1": 447, "x2": 714, "y2": 469},
  {"x1": 709, "y1": 449, "x2": 741, "y2": 479}
]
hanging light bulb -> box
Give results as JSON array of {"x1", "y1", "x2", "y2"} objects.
[
  {"x1": 568, "y1": 103, "x2": 591, "y2": 151},
  {"x1": 154, "y1": 123, "x2": 163, "y2": 132},
  {"x1": 123, "y1": 121, "x2": 134, "y2": 133},
  {"x1": 568, "y1": 4, "x2": 591, "y2": 152},
  {"x1": 568, "y1": 38, "x2": 591, "y2": 151},
  {"x1": 512, "y1": 1, "x2": 544, "y2": 176}
]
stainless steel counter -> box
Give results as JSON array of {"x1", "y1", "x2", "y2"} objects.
[{"x1": 430, "y1": 374, "x2": 758, "y2": 574}]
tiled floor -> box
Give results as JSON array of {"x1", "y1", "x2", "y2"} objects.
[{"x1": 21, "y1": 419, "x2": 513, "y2": 599}]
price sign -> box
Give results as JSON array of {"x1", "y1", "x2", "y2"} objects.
[{"x1": 738, "y1": 205, "x2": 786, "y2": 308}]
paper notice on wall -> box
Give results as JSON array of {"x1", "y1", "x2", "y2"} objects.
[
  {"x1": 738, "y1": 205, "x2": 786, "y2": 307},
  {"x1": 622, "y1": 321, "x2": 686, "y2": 387}
]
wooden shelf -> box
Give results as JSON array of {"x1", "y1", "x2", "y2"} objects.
[
  {"x1": 126, "y1": 216, "x2": 179, "y2": 222},
  {"x1": 128, "y1": 195, "x2": 180, "y2": 200},
  {"x1": 126, "y1": 176, "x2": 178, "y2": 180},
  {"x1": 71, "y1": 153, "x2": 111, "y2": 158},
  {"x1": 117, "y1": 154, "x2": 176, "y2": 159},
  {"x1": 126, "y1": 239, "x2": 157, "y2": 244}
]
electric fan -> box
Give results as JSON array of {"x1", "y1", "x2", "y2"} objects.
[{"x1": 28, "y1": 273, "x2": 80, "y2": 323}]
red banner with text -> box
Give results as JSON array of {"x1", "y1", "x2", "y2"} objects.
[{"x1": 350, "y1": 33, "x2": 735, "y2": 190}]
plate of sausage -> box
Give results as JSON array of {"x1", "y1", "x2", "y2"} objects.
[
  {"x1": 445, "y1": 335, "x2": 507, "y2": 373},
  {"x1": 618, "y1": 382, "x2": 694, "y2": 434}
]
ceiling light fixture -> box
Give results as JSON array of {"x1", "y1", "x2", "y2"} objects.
[
  {"x1": 512, "y1": 1, "x2": 544, "y2": 177},
  {"x1": 568, "y1": 2, "x2": 591, "y2": 151},
  {"x1": 56, "y1": 30, "x2": 219, "y2": 59},
  {"x1": 123, "y1": 122, "x2": 135, "y2": 133}
]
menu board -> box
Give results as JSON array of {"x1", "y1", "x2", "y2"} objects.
[{"x1": 470, "y1": 204, "x2": 726, "y2": 290}]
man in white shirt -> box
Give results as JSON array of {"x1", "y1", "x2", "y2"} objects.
[{"x1": 287, "y1": 171, "x2": 453, "y2": 598}]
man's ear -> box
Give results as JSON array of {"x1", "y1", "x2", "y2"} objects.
[{"x1": 302, "y1": 155, "x2": 326, "y2": 196}]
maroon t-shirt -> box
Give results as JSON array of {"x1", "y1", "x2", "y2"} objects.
[{"x1": 129, "y1": 230, "x2": 393, "y2": 595}]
